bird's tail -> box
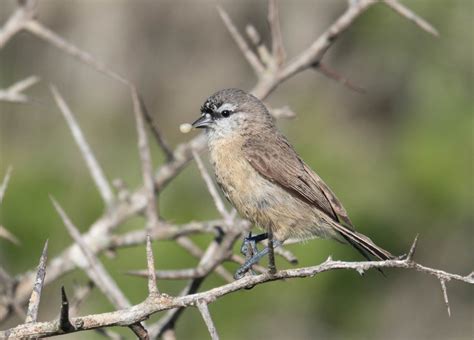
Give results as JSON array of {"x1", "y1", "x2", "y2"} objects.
[{"x1": 332, "y1": 223, "x2": 394, "y2": 261}]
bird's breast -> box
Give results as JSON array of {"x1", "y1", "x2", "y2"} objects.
[{"x1": 208, "y1": 134, "x2": 266, "y2": 218}]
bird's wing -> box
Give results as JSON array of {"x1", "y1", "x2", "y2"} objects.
[{"x1": 242, "y1": 133, "x2": 354, "y2": 230}]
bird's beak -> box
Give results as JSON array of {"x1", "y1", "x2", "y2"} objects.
[{"x1": 191, "y1": 114, "x2": 213, "y2": 129}]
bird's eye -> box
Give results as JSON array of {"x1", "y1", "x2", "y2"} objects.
[{"x1": 221, "y1": 110, "x2": 231, "y2": 117}]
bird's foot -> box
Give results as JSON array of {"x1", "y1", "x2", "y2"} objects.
[
  {"x1": 240, "y1": 232, "x2": 268, "y2": 256},
  {"x1": 234, "y1": 239, "x2": 281, "y2": 280}
]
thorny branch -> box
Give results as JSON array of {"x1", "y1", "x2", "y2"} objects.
[
  {"x1": 1, "y1": 0, "x2": 471, "y2": 339},
  {"x1": 1, "y1": 249, "x2": 472, "y2": 338}
]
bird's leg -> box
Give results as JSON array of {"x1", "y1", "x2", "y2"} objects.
[
  {"x1": 234, "y1": 239, "x2": 282, "y2": 280},
  {"x1": 267, "y1": 229, "x2": 276, "y2": 275},
  {"x1": 240, "y1": 232, "x2": 268, "y2": 256}
]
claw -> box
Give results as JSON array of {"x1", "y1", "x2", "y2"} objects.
[{"x1": 234, "y1": 240, "x2": 282, "y2": 280}]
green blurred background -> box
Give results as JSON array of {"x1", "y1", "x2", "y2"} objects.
[{"x1": 0, "y1": 0, "x2": 472, "y2": 339}]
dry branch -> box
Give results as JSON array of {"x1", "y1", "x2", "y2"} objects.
[
  {"x1": 51, "y1": 197, "x2": 149, "y2": 338},
  {"x1": 51, "y1": 86, "x2": 115, "y2": 208},
  {"x1": 383, "y1": 0, "x2": 439, "y2": 36},
  {"x1": 217, "y1": 5, "x2": 265, "y2": 75},
  {"x1": 2, "y1": 254, "x2": 471, "y2": 338},
  {"x1": 268, "y1": 0, "x2": 286, "y2": 66},
  {"x1": 0, "y1": 76, "x2": 40, "y2": 103},
  {"x1": 0, "y1": 166, "x2": 13, "y2": 205},
  {"x1": 132, "y1": 87, "x2": 159, "y2": 228},
  {"x1": 197, "y1": 301, "x2": 219, "y2": 340},
  {"x1": 1, "y1": 1, "x2": 468, "y2": 340},
  {"x1": 192, "y1": 150, "x2": 231, "y2": 223},
  {"x1": 0, "y1": 0, "x2": 36, "y2": 48},
  {"x1": 146, "y1": 235, "x2": 159, "y2": 295}
]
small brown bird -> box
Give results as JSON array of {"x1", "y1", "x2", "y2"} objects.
[{"x1": 192, "y1": 88, "x2": 393, "y2": 279}]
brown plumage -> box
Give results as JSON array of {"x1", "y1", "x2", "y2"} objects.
[{"x1": 192, "y1": 88, "x2": 393, "y2": 265}]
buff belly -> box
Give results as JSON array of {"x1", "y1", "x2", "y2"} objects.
[{"x1": 208, "y1": 134, "x2": 340, "y2": 243}]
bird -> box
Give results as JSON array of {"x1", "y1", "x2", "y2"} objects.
[{"x1": 191, "y1": 88, "x2": 394, "y2": 279}]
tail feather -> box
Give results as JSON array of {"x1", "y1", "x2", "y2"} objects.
[{"x1": 332, "y1": 223, "x2": 394, "y2": 261}]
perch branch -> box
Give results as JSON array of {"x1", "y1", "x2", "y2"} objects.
[{"x1": 2, "y1": 254, "x2": 471, "y2": 338}]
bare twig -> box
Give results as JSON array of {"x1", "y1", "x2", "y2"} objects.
[
  {"x1": 110, "y1": 220, "x2": 226, "y2": 248},
  {"x1": 216, "y1": 5, "x2": 265, "y2": 75},
  {"x1": 406, "y1": 234, "x2": 419, "y2": 261},
  {"x1": 439, "y1": 279, "x2": 451, "y2": 317},
  {"x1": 192, "y1": 150, "x2": 231, "y2": 223},
  {"x1": 24, "y1": 20, "x2": 128, "y2": 84},
  {"x1": 131, "y1": 86, "x2": 159, "y2": 227},
  {"x1": 316, "y1": 62, "x2": 365, "y2": 93},
  {"x1": 151, "y1": 278, "x2": 204, "y2": 339},
  {"x1": 50, "y1": 197, "x2": 148, "y2": 338},
  {"x1": 276, "y1": 0, "x2": 377, "y2": 87},
  {"x1": 245, "y1": 24, "x2": 273, "y2": 68},
  {"x1": 268, "y1": 0, "x2": 286, "y2": 66},
  {"x1": 0, "y1": 165, "x2": 20, "y2": 245},
  {"x1": 126, "y1": 236, "x2": 234, "y2": 283},
  {"x1": 0, "y1": 225, "x2": 20, "y2": 245},
  {"x1": 146, "y1": 235, "x2": 159, "y2": 295},
  {"x1": 176, "y1": 237, "x2": 234, "y2": 283},
  {"x1": 0, "y1": 76, "x2": 40, "y2": 103},
  {"x1": 50, "y1": 86, "x2": 115, "y2": 208},
  {"x1": 0, "y1": 166, "x2": 16, "y2": 259},
  {"x1": 0, "y1": 166, "x2": 13, "y2": 204},
  {"x1": 139, "y1": 98, "x2": 174, "y2": 162},
  {"x1": 383, "y1": 0, "x2": 439, "y2": 36},
  {"x1": 268, "y1": 105, "x2": 296, "y2": 119},
  {"x1": 69, "y1": 281, "x2": 95, "y2": 317},
  {"x1": 50, "y1": 197, "x2": 130, "y2": 308},
  {"x1": 161, "y1": 328, "x2": 177, "y2": 340},
  {"x1": 0, "y1": 0, "x2": 37, "y2": 48},
  {"x1": 25, "y1": 240, "x2": 48, "y2": 323},
  {"x1": 197, "y1": 301, "x2": 219, "y2": 340}
]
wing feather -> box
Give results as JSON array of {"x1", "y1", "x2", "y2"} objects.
[{"x1": 242, "y1": 133, "x2": 354, "y2": 230}]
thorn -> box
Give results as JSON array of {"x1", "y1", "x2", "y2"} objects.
[
  {"x1": 315, "y1": 62, "x2": 366, "y2": 94},
  {"x1": 383, "y1": 0, "x2": 439, "y2": 37},
  {"x1": 59, "y1": 286, "x2": 74, "y2": 331},
  {"x1": 146, "y1": 235, "x2": 159, "y2": 295},
  {"x1": 0, "y1": 225, "x2": 20, "y2": 245},
  {"x1": 439, "y1": 279, "x2": 451, "y2": 317},
  {"x1": 0, "y1": 166, "x2": 13, "y2": 204},
  {"x1": 406, "y1": 234, "x2": 419, "y2": 261},
  {"x1": 25, "y1": 239, "x2": 48, "y2": 323}
]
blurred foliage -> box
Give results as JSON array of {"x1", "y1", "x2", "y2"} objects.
[{"x1": 0, "y1": 1, "x2": 472, "y2": 339}]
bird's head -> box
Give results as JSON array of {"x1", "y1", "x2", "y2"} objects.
[{"x1": 192, "y1": 88, "x2": 273, "y2": 138}]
